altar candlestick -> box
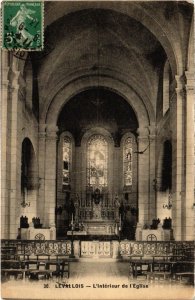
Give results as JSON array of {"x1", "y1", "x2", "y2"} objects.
[{"x1": 71, "y1": 213, "x2": 73, "y2": 225}]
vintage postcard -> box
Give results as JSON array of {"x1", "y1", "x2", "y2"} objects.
[{"x1": 1, "y1": 0, "x2": 194, "y2": 299}]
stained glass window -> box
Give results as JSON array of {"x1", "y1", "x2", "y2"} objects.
[
  {"x1": 87, "y1": 135, "x2": 108, "y2": 187},
  {"x1": 124, "y1": 137, "x2": 133, "y2": 186},
  {"x1": 62, "y1": 136, "x2": 72, "y2": 186}
]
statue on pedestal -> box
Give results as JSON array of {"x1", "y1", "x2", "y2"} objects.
[
  {"x1": 93, "y1": 188, "x2": 102, "y2": 205},
  {"x1": 92, "y1": 188, "x2": 102, "y2": 219}
]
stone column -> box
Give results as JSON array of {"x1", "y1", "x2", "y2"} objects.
[
  {"x1": 137, "y1": 127, "x2": 150, "y2": 225},
  {"x1": 1, "y1": 51, "x2": 10, "y2": 238},
  {"x1": 184, "y1": 71, "x2": 194, "y2": 240},
  {"x1": 171, "y1": 75, "x2": 184, "y2": 241},
  {"x1": 37, "y1": 124, "x2": 47, "y2": 224},
  {"x1": 44, "y1": 125, "x2": 58, "y2": 227},
  {"x1": 113, "y1": 147, "x2": 120, "y2": 196},
  {"x1": 9, "y1": 68, "x2": 20, "y2": 238},
  {"x1": 148, "y1": 125, "x2": 156, "y2": 221}
]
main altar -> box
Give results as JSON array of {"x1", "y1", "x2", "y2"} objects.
[{"x1": 67, "y1": 188, "x2": 120, "y2": 236}]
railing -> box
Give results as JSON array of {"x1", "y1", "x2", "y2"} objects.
[
  {"x1": 119, "y1": 240, "x2": 194, "y2": 256},
  {"x1": 1, "y1": 240, "x2": 71, "y2": 256},
  {"x1": 1, "y1": 239, "x2": 194, "y2": 258}
]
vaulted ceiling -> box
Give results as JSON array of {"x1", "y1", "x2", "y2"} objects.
[
  {"x1": 57, "y1": 88, "x2": 139, "y2": 146},
  {"x1": 25, "y1": 2, "x2": 193, "y2": 125}
]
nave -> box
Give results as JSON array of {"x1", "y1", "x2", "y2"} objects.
[
  {"x1": 1, "y1": 2, "x2": 194, "y2": 299},
  {"x1": 2, "y1": 260, "x2": 194, "y2": 300}
]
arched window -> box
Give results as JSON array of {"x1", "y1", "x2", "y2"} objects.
[
  {"x1": 62, "y1": 136, "x2": 72, "y2": 186},
  {"x1": 161, "y1": 140, "x2": 172, "y2": 191},
  {"x1": 123, "y1": 137, "x2": 133, "y2": 186},
  {"x1": 87, "y1": 135, "x2": 108, "y2": 187},
  {"x1": 21, "y1": 138, "x2": 37, "y2": 205}
]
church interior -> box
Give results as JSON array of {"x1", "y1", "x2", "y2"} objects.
[{"x1": 1, "y1": 1, "x2": 194, "y2": 293}]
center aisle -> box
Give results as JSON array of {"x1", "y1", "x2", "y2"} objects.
[
  {"x1": 1, "y1": 260, "x2": 193, "y2": 300},
  {"x1": 69, "y1": 260, "x2": 129, "y2": 281}
]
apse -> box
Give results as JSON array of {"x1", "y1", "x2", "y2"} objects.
[
  {"x1": 56, "y1": 88, "x2": 139, "y2": 238},
  {"x1": 57, "y1": 88, "x2": 138, "y2": 146}
]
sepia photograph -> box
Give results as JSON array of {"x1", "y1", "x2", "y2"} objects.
[{"x1": 1, "y1": 0, "x2": 194, "y2": 299}]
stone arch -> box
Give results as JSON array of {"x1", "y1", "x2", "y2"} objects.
[
  {"x1": 156, "y1": 139, "x2": 172, "y2": 222},
  {"x1": 21, "y1": 138, "x2": 38, "y2": 191},
  {"x1": 56, "y1": 131, "x2": 75, "y2": 237},
  {"x1": 156, "y1": 138, "x2": 172, "y2": 188},
  {"x1": 15, "y1": 5, "x2": 181, "y2": 86},
  {"x1": 44, "y1": 75, "x2": 151, "y2": 131},
  {"x1": 81, "y1": 126, "x2": 114, "y2": 146},
  {"x1": 81, "y1": 127, "x2": 114, "y2": 194},
  {"x1": 120, "y1": 132, "x2": 138, "y2": 202},
  {"x1": 161, "y1": 140, "x2": 172, "y2": 192},
  {"x1": 20, "y1": 137, "x2": 38, "y2": 223},
  {"x1": 44, "y1": 4, "x2": 179, "y2": 74},
  {"x1": 57, "y1": 130, "x2": 75, "y2": 192},
  {"x1": 40, "y1": 67, "x2": 154, "y2": 125}
]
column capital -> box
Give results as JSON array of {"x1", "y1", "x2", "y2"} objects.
[
  {"x1": 39, "y1": 124, "x2": 47, "y2": 138},
  {"x1": 46, "y1": 124, "x2": 59, "y2": 140},
  {"x1": 46, "y1": 124, "x2": 58, "y2": 133},
  {"x1": 2, "y1": 67, "x2": 10, "y2": 88},
  {"x1": 185, "y1": 71, "x2": 194, "y2": 93},
  {"x1": 148, "y1": 125, "x2": 157, "y2": 138},
  {"x1": 175, "y1": 74, "x2": 185, "y2": 89},
  {"x1": 170, "y1": 78, "x2": 177, "y2": 94},
  {"x1": 174, "y1": 74, "x2": 186, "y2": 97},
  {"x1": 136, "y1": 127, "x2": 149, "y2": 138},
  {"x1": 9, "y1": 70, "x2": 21, "y2": 92}
]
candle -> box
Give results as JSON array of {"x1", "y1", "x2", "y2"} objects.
[
  {"x1": 71, "y1": 213, "x2": 73, "y2": 225},
  {"x1": 119, "y1": 214, "x2": 121, "y2": 227}
]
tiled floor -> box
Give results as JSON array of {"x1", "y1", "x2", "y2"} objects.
[{"x1": 1, "y1": 260, "x2": 194, "y2": 300}]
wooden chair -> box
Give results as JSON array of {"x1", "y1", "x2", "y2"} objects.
[
  {"x1": 45, "y1": 260, "x2": 69, "y2": 279},
  {"x1": 147, "y1": 261, "x2": 172, "y2": 281},
  {"x1": 172, "y1": 261, "x2": 194, "y2": 284},
  {"x1": 28, "y1": 269, "x2": 52, "y2": 280},
  {"x1": 1, "y1": 246, "x2": 18, "y2": 260},
  {"x1": 1, "y1": 261, "x2": 26, "y2": 279},
  {"x1": 27, "y1": 258, "x2": 52, "y2": 280},
  {"x1": 129, "y1": 257, "x2": 151, "y2": 279}
]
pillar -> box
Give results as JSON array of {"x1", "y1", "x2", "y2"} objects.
[
  {"x1": 171, "y1": 75, "x2": 184, "y2": 240},
  {"x1": 137, "y1": 127, "x2": 150, "y2": 225},
  {"x1": 1, "y1": 51, "x2": 10, "y2": 238},
  {"x1": 9, "y1": 58, "x2": 22, "y2": 238},
  {"x1": 113, "y1": 147, "x2": 120, "y2": 198},
  {"x1": 184, "y1": 71, "x2": 194, "y2": 240},
  {"x1": 44, "y1": 124, "x2": 58, "y2": 227},
  {"x1": 37, "y1": 123, "x2": 47, "y2": 224},
  {"x1": 148, "y1": 125, "x2": 156, "y2": 221}
]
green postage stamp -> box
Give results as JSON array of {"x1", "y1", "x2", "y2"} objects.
[{"x1": 2, "y1": 1, "x2": 43, "y2": 50}]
